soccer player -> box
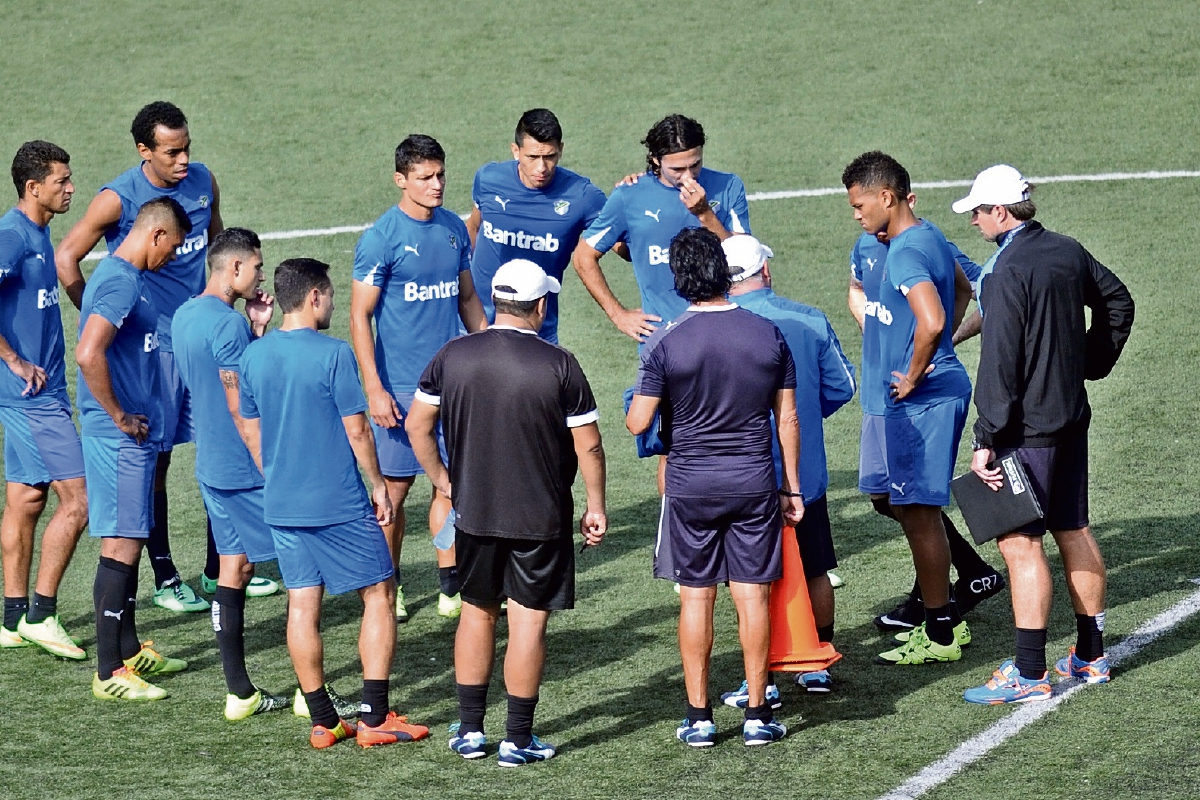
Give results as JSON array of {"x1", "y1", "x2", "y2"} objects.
[
  {"x1": 841, "y1": 151, "x2": 973, "y2": 666},
  {"x1": 465, "y1": 108, "x2": 607, "y2": 343},
  {"x1": 171, "y1": 228, "x2": 290, "y2": 720},
  {"x1": 573, "y1": 113, "x2": 749, "y2": 344},
  {"x1": 628, "y1": 228, "x2": 801, "y2": 747},
  {"x1": 349, "y1": 134, "x2": 487, "y2": 622},
  {"x1": 721, "y1": 235, "x2": 856, "y2": 698},
  {"x1": 239, "y1": 257, "x2": 429, "y2": 749},
  {"x1": 79, "y1": 197, "x2": 192, "y2": 701},
  {"x1": 406, "y1": 259, "x2": 607, "y2": 765},
  {"x1": 953, "y1": 166, "x2": 1134, "y2": 704},
  {"x1": 847, "y1": 196, "x2": 1005, "y2": 633},
  {"x1": 57, "y1": 100, "x2": 229, "y2": 613},
  {"x1": 0, "y1": 142, "x2": 88, "y2": 660}
]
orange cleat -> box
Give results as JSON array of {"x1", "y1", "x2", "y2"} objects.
[
  {"x1": 356, "y1": 711, "x2": 430, "y2": 747},
  {"x1": 310, "y1": 719, "x2": 357, "y2": 749}
]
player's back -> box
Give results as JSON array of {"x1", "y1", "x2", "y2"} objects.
[{"x1": 0, "y1": 208, "x2": 66, "y2": 404}]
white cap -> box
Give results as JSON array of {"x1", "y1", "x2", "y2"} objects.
[
  {"x1": 952, "y1": 165, "x2": 1031, "y2": 214},
  {"x1": 722, "y1": 234, "x2": 774, "y2": 282},
  {"x1": 492, "y1": 259, "x2": 561, "y2": 301}
]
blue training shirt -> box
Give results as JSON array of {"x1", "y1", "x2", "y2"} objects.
[
  {"x1": 239, "y1": 328, "x2": 371, "y2": 527},
  {"x1": 470, "y1": 161, "x2": 606, "y2": 343},
  {"x1": 353, "y1": 205, "x2": 471, "y2": 394},
  {"x1": 737, "y1": 288, "x2": 857, "y2": 502},
  {"x1": 0, "y1": 208, "x2": 66, "y2": 406},
  {"x1": 171, "y1": 295, "x2": 263, "y2": 490},
  {"x1": 582, "y1": 168, "x2": 749, "y2": 327},
  {"x1": 877, "y1": 220, "x2": 972, "y2": 414},
  {"x1": 76, "y1": 256, "x2": 163, "y2": 440},
  {"x1": 102, "y1": 162, "x2": 214, "y2": 352}
]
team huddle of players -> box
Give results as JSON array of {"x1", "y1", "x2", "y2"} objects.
[{"x1": 0, "y1": 100, "x2": 1130, "y2": 758}]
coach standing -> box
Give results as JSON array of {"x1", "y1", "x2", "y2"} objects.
[
  {"x1": 406, "y1": 259, "x2": 607, "y2": 766},
  {"x1": 954, "y1": 166, "x2": 1134, "y2": 704}
]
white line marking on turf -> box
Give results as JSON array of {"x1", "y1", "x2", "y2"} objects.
[
  {"x1": 80, "y1": 169, "x2": 1200, "y2": 261},
  {"x1": 876, "y1": 579, "x2": 1200, "y2": 800}
]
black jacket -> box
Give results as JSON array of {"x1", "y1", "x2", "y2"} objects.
[{"x1": 973, "y1": 221, "x2": 1134, "y2": 448}]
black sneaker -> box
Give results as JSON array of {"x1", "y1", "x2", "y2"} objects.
[
  {"x1": 953, "y1": 571, "x2": 1006, "y2": 615},
  {"x1": 873, "y1": 595, "x2": 924, "y2": 631}
]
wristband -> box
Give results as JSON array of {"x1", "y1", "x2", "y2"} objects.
[{"x1": 778, "y1": 490, "x2": 804, "y2": 500}]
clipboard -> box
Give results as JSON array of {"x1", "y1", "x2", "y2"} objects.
[{"x1": 951, "y1": 454, "x2": 1044, "y2": 545}]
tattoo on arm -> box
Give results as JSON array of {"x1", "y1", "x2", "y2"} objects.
[{"x1": 219, "y1": 370, "x2": 239, "y2": 390}]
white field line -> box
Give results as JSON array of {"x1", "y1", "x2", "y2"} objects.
[
  {"x1": 79, "y1": 169, "x2": 1200, "y2": 261},
  {"x1": 876, "y1": 579, "x2": 1200, "y2": 800}
]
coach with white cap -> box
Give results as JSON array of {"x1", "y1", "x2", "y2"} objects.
[
  {"x1": 952, "y1": 165, "x2": 1135, "y2": 705},
  {"x1": 406, "y1": 258, "x2": 607, "y2": 764}
]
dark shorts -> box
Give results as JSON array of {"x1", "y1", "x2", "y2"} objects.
[
  {"x1": 795, "y1": 494, "x2": 837, "y2": 579},
  {"x1": 157, "y1": 349, "x2": 195, "y2": 451},
  {"x1": 654, "y1": 492, "x2": 783, "y2": 587},
  {"x1": 996, "y1": 435, "x2": 1089, "y2": 535},
  {"x1": 456, "y1": 531, "x2": 575, "y2": 611}
]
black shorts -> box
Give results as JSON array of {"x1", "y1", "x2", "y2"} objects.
[
  {"x1": 456, "y1": 530, "x2": 575, "y2": 611},
  {"x1": 996, "y1": 434, "x2": 1089, "y2": 535},
  {"x1": 654, "y1": 492, "x2": 783, "y2": 587},
  {"x1": 795, "y1": 494, "x2": 837, "y2": 579}
]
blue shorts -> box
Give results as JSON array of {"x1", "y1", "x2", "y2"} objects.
[
  {"x1": 654, "y1": 492, "x2": 783, "y2": 587},
  {"x1": 158, "y1": 349, "x2": 194, "y2": 451},
  {"x1": 373, "y1": 391, "x2": 446, "y2": 478},
  {"x1": 622, "y1": 386, "x2": 666, "y2": 458},
  {"x1": 0, "y1": 393, "x2": 85, "y2": 485},
  {"x1": 883, "y1": 396, "x2": 969, "y2": 507},
  {"x1": 199, "y1": 482, "x2": 276, "y2": 563},
  {"x1": 858, "y1": 413, "x2": 889, "y2": 495},
  {"x1": 82, "y1": 435, "x2": 158, "y2": 538},
  {"x1": 271, "y1": 510, "x2": 394, "y2": 595}
]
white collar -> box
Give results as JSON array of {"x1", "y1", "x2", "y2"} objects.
[
  {"x1": 489, "y1": 324, "x2": 538, "y2": 335},
  {"x1": 686, "y1": 302, "x2": 739, "y2": 313}
]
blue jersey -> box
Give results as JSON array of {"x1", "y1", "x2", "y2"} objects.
[
  {"x1": 737, "y1": 288, "x2": 857, "y2": 501},
  {"x1": 470, "y1": 161, "x2": 606, "y2": 342},
  {"x1": 239, "y1": 329, "x2": 371, "y2": 527},
  {"x1": 0, "y1": 209, "x2": 66, "y2": 406},
  {"x1": 76, "y1": 256, "x2": 163, "y2": 440},
  {"x1": 878, "y1": 221, "x2": 972, "y2": 414},
  {"x1": 102, "y1": 163, "x2": 214, "y2": 352},
  {"x1": 353, "y1": 205, "x2": 471, "y2": 394},
  {"x1": 171, "y1": 295, "x2": 263, "y2": 490},
  {"x1": 582, "y1": 168, "x2": 749, "y2": 326}
]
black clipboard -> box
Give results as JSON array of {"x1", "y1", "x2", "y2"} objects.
[{"x1": 951, "y1": 454, "x2": 1044, "y2": 545}]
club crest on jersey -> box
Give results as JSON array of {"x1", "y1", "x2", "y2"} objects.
[
  {"x1": 709, "y1": 200, "x2": 721, "y2": 213},
  {"x1": 554, "y1": 200, "x2": 570, "y2": 216},
  {"x1": 448, "y1": 233, "x2": 458, "y2": 248},
  {"x1": 198, "y1": 195, "x2": 210, "y2": 208}
]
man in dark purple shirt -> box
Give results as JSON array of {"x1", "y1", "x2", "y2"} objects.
[{"x1": 627, "y1": 228, "x2": 803, "y2": 748}]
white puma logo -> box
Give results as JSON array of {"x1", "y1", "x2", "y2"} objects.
[
  {"x1": 34, "y1": 253, "x2": 45, "y2": 262},
  {"x1": 645, "y1": 209, "x2": 661, "y2": 222},
  {"x1": 103, "y1": 609, "x2": 124, "y2": 620},
  {"x1": 866, "y1": 257, "x2": 877, "y2": 271},
  {"x1": 404, "y1": 245, "x2": 420, "y2": 256},
  {"x1": 494, "y1": 196, "x2": 509, "y2": 210},
  {"x1": 890, "y1": 482, "x2": 906, "y2": 495}
]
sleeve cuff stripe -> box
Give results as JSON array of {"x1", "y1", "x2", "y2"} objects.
[
  {"x1": 414, "y1": 389, "x2": 441, "y2": 407},
  {"x1": 566, "y1": 409, "x2": 599, "y2": 428}
]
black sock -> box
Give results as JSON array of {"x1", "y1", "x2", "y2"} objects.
[
  {"x1": 745, "y1": 701, "x2": 773, "y2": 723},
  {"x1": 1015, "y1": 627, "x2": 1048, "y2": 677},
  {"x1": 505, "y1": 693, "x2": 539, "y2": 749},
  {"x1": 360, "y1": 678, "x2": 390, "y2": 727},
  {"x1": 94, "y1": 558, "x2": 134, "y2": 680},
  {"x1": 924, "y1": 604, "x2": 956, "y2": 646},
  {"x1": 148, "y1": 489, "x2": 178, "y2": 589},
  {"x1": 816, "y1": 623, "x2": 835, "y2": 644},
  {"x1": 212, "y1": 587, "x2": 253, "y2": 698},
  {"x1": 1074, "y1": 612, "x2": 1105, "y2": 662},
  {"x1": 120, "y1": 565, "x2": 141, "y2": 661},
  {"x1": 686, "y1": 703, "x2": 713, "y2": 725},
  {"x1": 26, "y1": 592, "x2": 57, "y2": 624},
  {"x1": 456, "y1": 682, "x2": 489, "y2": 735},
  {"x1": 203, "y1": 518, "x2": 220, "y2": 582},
  {"x1": 944, "y1": 512, "x2": 994, "y2": 580},
  {"x1": 304, "y1": 686, "x2": 339, "y2": 728},
  {"x1": 438, "y1": 566, "x2": 459, "y2": 597},
  {"x1": 3, "y1": 596, "x2": 28, "y2": 630}
]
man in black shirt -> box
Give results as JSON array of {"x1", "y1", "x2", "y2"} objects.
[
  {"x1": 406, "y1": 258, "x2": 607, "y2": 766},
  {"x1": 951, "y1": 165, "x2": 1134, "y2": 705}
]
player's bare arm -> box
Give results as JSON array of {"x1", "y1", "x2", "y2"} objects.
[
  {"x1": 625, "y1": 393, "x2": 659, "y2": 436},
  {"x1": 773, "y1": 387, "x2": 805, "y2": 524},
  {"x1": 404, "y1": 398, "x2": 451, "y2": 498},
  {"x1": 55, "y1": 189, "x2": 123, "y2": 310},
  {"x1": 76, "y1": 314, "x2": 148, "y2": 443},
  {"x1": 891, "y1": 281, "x2": 943, "y2": 400},
  {"x1": 951, "y1": 263, "x2": 973, "y2": 331},
  {"x1": 0, "y1": 332, "x2": 47, "y2": 396},
  {"x1": 239, "y1": 415, "x2": 263, "y2": 473},
  {"x1": 208, "y1": 172, "x2": 224, "y2": 238},
  {"x1": 343, "y1": 411, "x2": 393, "y2": 526},
  {"x1": 465, "y1": 206, "x2": 481, "y2": 249},
  {"x1": 572, "y1": 238, "x2": 660, "y2": 342},
  {"x1": 218, "y1": 368, "x2": 260, "y2": 455},
  {"x1": 848, "y1": 277, "x2": 867, "y2": 332},
  {"x1": 349, "y1": 280, "x2": 401, "y2": 428},
  {"x1": 952, "y1": 308, "x2": 982, "y2": 346},
  {"x1": 457, "y1": 270, "x2": 488, "y2": 332},
  {"x1": 571, "y1": 421, "x2": 607, "y2": 545}
]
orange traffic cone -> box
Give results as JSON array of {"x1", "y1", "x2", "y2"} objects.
[{"x1": 768, "y1": 523, "x2": 842, "y2": 672}]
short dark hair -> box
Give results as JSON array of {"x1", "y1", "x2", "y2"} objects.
[
  {"x1": 841, "y1": 150, "x2": 911, "y2": 197},
  {"x1": 643, "y1": 114, "x2": 705, "y2": 175},
  {"x1": 11, "y1": 140, "x2": 70, "y2": 198},
  {"x1": 208, "y1": 227, "x2": 261, "y2": 272},
  {"x1": 131, "y1": 101, "x2": 189, "y2": 149},
  {"x1": 514, "y1": 109, "x2": 563, "y2": 146},
  {"x1": 974, "y1": 190, "x2": 1037, "y2": 222},
  {"x1": 493, "y1": 296, "x2": 541, "y2": 318},
  {"x1": 669, "y1": 228, "x2": 731, "y2": 303},
  {"x1": 134, "y1": 197, "x2": 192, "y2": 236},
  {"x1": 274, "y1": 258, "x2": 332, "y2": 313},
  {"x1": 394, "y1": 134, "x2": 445, "y2": 175}
]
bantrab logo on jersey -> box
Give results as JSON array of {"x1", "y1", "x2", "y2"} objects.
[
  {"x1": 143, "y1": 331, "x2": 160, "y2": 353},
  {"x1": 176, "y1": 230, "x2": 208, "y2": 257},
  {"x1": 404, "y1": 279, "x2": 460, "y2": 302},
  {"x1": 648, "y1": 245, "x2": 670, "y2": 266},
  {"x1": 554, "y1": 200, "x2": 570, "y2": 216},
  {"x1": 481, "y1": 220, "x2": 560, "y2": 252},
  {"x1": 863, "y1": 300, "x2": 893, "y2": 326},
  {"x1": 37, "y1": 286, "x2": 60, "y2": 310}
]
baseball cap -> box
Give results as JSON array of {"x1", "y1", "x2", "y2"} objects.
[
  {"x1": 952, "y1": 165, "x2": 1031, "y2": 214},
  {"x1": 492, "y1": 259, "x2": 561, "y2": 301},
  {"x1": 722, "y1": 234, "x2": 774, "y2": 282}
]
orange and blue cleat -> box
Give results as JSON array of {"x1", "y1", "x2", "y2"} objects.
[
  {"x1": 310, "y1": 719, "x2": 357, "y2": 749},
  {"x1": 357, "y1": 711, "x2": 429, "y2": 748}
]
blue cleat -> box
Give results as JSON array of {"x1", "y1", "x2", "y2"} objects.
[
  {"x1": 720, "y1": 680, "x2": 782, "y2": 710},
  {"x1": 676, "y1": 718, "x2": 717, "y2": 748},
  {"x1": 497, "y1": 734, "x2": 556, "y2": 766},
  {"x1": 794, "y1": 670, "x2": 833, "y2": 693},
  {"x1": 449, "y1": 729, "x2": 488, "y2": 759},
  {"x1": 1054, "y1": 647, "x2": 1111, "y2": 684},
  {"x1": 963, "y1": 660, "x2": 1052, "y2": 705},
  {"x1": 743, "y1": 717, "x2": 787, "y2": 746}
]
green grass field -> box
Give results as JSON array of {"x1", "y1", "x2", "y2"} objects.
[{"x1": 2, "y1": 2, "x2": 1199, "y2": 798}]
